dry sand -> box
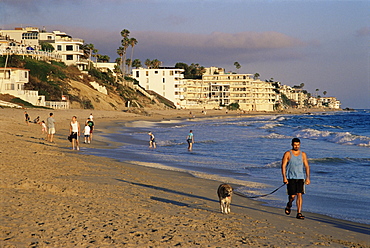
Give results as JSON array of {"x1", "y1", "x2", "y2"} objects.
[{"x1": 0, "y1": 108, "x2": 369, "y2": 247}]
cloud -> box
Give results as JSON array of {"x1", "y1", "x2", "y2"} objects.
[
  {"x1": 356, "y1": 27, "x2": 370, "y2": 37},
  {"x1": 135, "y1": 31, "x2": 306, "y2": 50}
]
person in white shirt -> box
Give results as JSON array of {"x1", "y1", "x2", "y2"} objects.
[
  {"x1": 84, "y1": 123, "x2": 91, "y2": 144},
  {"x1": 69, "y1": 116, "x2": 80, "y2": 150}
]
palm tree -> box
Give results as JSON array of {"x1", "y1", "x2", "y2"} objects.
[
  {"x1": 315, "y1": 88, "x2": 319, "y2": 97},
  {"x1": 116, "y1": 47, "x2": 124, "y2": 74},
  {"x1": 234, "y1": 62, "x2": 241, "y2": 73},
  {"x1": 121, "y1": 37, "x2": 130, "y2": 75},
  {"x1": 82, "y1": 43, "x2": 97, "y2": 70},
  {"x1": 151, "y1": 59, "x2": 161, "y2": 69},
  {"x1": 254, "y1": 73, "x2": 260, "y2": 80},
  {"x1": 125, "y1": 58, "x2": 131, "y2": 73},
  {"x1": 128, "y1": 38, "x2": 138, "y2": 74},
  {"x1": 121, "y1": 29, "x2": 130, "y2": 39},
  {"x1": 97, "y1": 54, "x2": 110, "y2": 63},
  {"x1": 323, "y1": 91, "x2": 327, "y2": 96},
  {"x1": 132, "y1": 59, "x2": 142, "y2": 69},
  {"x1": 145, "y1": 59, "x2": 152, "y2": 69}
]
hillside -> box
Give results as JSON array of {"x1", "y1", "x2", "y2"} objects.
[{"x1": 0, "y1": 56, "x2": 161, "y2": 111}]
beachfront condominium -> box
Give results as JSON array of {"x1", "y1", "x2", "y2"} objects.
[
  {"x1": 0, "y1": 27, "x2": 87, "y2": 70},
  {"x1": 133, "y1": 66, "x2": 276, "y2": 111},
  {"x1": 132, "y1": 67, "x2": 185, "y2": 107},
  {"x1": 184, "y1": 69, "x2": 277, "y2": 111}
]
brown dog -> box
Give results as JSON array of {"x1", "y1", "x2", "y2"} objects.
[{"x1": 217, "y1": 183, "x2": 233, "y2": 214}]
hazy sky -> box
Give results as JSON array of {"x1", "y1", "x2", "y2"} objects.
[{"x1": 1, "y1": 0, "x2": 369, "y2": 108}]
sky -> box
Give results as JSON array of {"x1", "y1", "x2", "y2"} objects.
[{"x1": 1, "y1": 0, "x2": 369, "y2": 108}]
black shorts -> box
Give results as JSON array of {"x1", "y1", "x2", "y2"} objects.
[
  {"x1": 287, "y1": 179, "x2": 305, "y2": 195},
  {"x1": 71, "y1": 132, "x2": 78, "y2": 140},
  {"x1": 187, "y1": 139, "x2": 192, "y2": 144}
]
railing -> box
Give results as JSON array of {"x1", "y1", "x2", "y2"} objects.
[
  {"x1": 45, "y1": 101, "x2": 70, "y2": 109},
  {"x1": 0, "y1": 49, "x2": 62, "y2": 60}
]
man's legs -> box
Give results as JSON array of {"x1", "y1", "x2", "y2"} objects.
[{"x1": 296, "y1": 193, "x2": 303, "y2": 214}]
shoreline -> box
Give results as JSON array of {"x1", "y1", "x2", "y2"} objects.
[{"x1": 1, "y1": 107, "x2": 369, "y2": 247}]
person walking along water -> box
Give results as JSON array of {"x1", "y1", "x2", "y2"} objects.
[
  {"x1": 281, "y1": 138, "x2": 310, "y2": 219},
  {"x1": 70, "y1": 116, "x2": 80, "y2": 150}
]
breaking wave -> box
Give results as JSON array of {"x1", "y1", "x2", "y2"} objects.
[{"x1": 294, "y1": 128, "x2": 370, "y2": 147}]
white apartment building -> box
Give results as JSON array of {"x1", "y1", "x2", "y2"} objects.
[
  {"x1": 132, "y1": 67, "x2": 185, "y2": 107},
  {"x1": 0, "y1": 27, "x2": 86, "y2": 69},
  {"x1": 320, "y1": 97, "x2": 341, "y2": 109},
  {"x1": 0, "y1": 67, "x2": 45, "y2": 106},
  {"x1": 280, "y1": 85, "x2": 308, "y2": 108},
  {"x1": 184, "y1": 72, "x2": 276, "y2": 111}
]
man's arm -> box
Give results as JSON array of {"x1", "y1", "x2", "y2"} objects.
[
  {"x1": 302, "y1": 152, "x2": 310, "y2": 185},
  {"x1": 281, "y1": 151, "x2": 290, "y2": 184}
]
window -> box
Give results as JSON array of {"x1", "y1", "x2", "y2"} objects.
[
  {"x1": 66, "y1": 45, "x2": 73, "y2": 51},
  {"x1": 66, "y1": 55, "x2": 73, "y2": 60},
  {"x1": 146, "y1": 71, "x2": 149, "y2": 76},
  {"x1": 5, "y1": 84, "x2": 14, "y2": 90},
  {"x1": 155, "y1": 71, "x2": 158, "y2": 74},
  {"x1": 170, "y1": 71, "x2": 174, "y2": 76},
  {"x1": 3, "y1": 70, "x2": 10, "y2": 79},
  {"x1": 162, "y1": 78, "x2": 165, "y2": 83},
  {"x1": 136, "y1": 71, "x2": 139, "y2": 77},
  {"x1": 57, "y1": 45, "x2": 62, "y2": 51},
  {"x1": 163, "y1": 71, "x2": 165, "y2": 76},
  {"x1": 47, "y1": 36, "x2": 53, "y2": 40},
  {"x1": 25, "y1": 71, "x2": 28, "y2": 78},
  {"x1": 22, "y1": 32, "x2": 38, "y2": 39}
]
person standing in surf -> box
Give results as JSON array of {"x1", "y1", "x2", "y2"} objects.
[
  {"x1": 148, "y1": 131, "x2": 156, "y2": 148},
  {"x1": 187, "y1": 130, "x2": 194, "y2": 151},
  {"x1": 281, "y1": 138, "x2": 310, "y2": 219}
]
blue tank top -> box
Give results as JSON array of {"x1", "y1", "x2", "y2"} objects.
[{"x1": 286, "y1": 151, "x2": 305, "y2": 179}]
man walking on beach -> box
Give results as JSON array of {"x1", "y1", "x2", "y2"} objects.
[
  {"x1": 46, "y1": 113, "x2": 55, "y2": 142},
  {"x1": 281, "y1": 138, "x2": 310, "y2": 219},
  {"x1": 187, "y1": 130, "x2": 194, "y2": 151}
]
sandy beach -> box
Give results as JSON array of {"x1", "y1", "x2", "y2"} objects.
[{"x1": 0, "y1": 108, "x2": 369, "y2": 247}]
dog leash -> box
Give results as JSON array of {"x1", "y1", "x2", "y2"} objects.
[{"x1": 234, "y1": 183, "x2": 286, "y2": 199}]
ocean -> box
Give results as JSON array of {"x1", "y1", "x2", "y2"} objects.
[{"x1": 87, "y1": 110, "x2": 370, "y2": 225}]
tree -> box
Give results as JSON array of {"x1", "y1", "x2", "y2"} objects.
[
  {"x1": 323, "y1": 91, "x2": 327, "y2": 96},
  {"x1": 145, "y1": 59, "x2": 152, "y2": 69},
  {"x1": 125, "y1": 58, "x2": 131, "y2": 72},
  {"x1": 132, "y1": 59, "x2": 142, "y2": 69},
  {"x1": 254, "y1": 73, "x2": 260, "y2": 80},
  {"x1": 151, "y1": 59, "x2": 161, "y2": 69},
  {"x1": 118, "y1": 29, "x2": 131, "y2": 76},
  {"x1": 40, "y1": 42, "x2": 55, "y2": 52},
  {"x1": 97, "y1": 54, "x2": 110, "y2": 63},
  {"x1": 234, "y1": 62, "x2": 241, "y2": 72},
  {"x1": 82, "y1": 43, "x2": 98, "y2": 70},
  {"x1": 121, "y1": 37, "x2": 130, "y2": 75},
  {"x1": 116, "y1": 47, "x2": 124, "y2": 73},
  {"x1": 128, "y1": 37, "x2": 138, "y2": 74}
]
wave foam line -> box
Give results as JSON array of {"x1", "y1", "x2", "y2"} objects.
[{"x1": 294, "y1": 128, "x2": 370, "y2": 147}]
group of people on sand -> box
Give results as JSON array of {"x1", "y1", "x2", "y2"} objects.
[
  {"x1": 24, "y1": 111, "x2": 95, "y2": 150},
  {"x1": 68, "y1": 114, "x2": 95, "y2": 150},
  {"x1": 147, "y1": 130, "x2": 195, "y2": 151}
]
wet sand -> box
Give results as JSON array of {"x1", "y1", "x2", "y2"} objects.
[{"x1": 1, "y1": 108, "x2": 369, "y2": 247}]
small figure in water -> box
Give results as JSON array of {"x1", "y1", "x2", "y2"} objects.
[
  {"x1": 187, "y1": 130, "x2": 194, "y2": 151},
  {"x1": 148, "y1": 131, "x2": 156, "y2": 148}
]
